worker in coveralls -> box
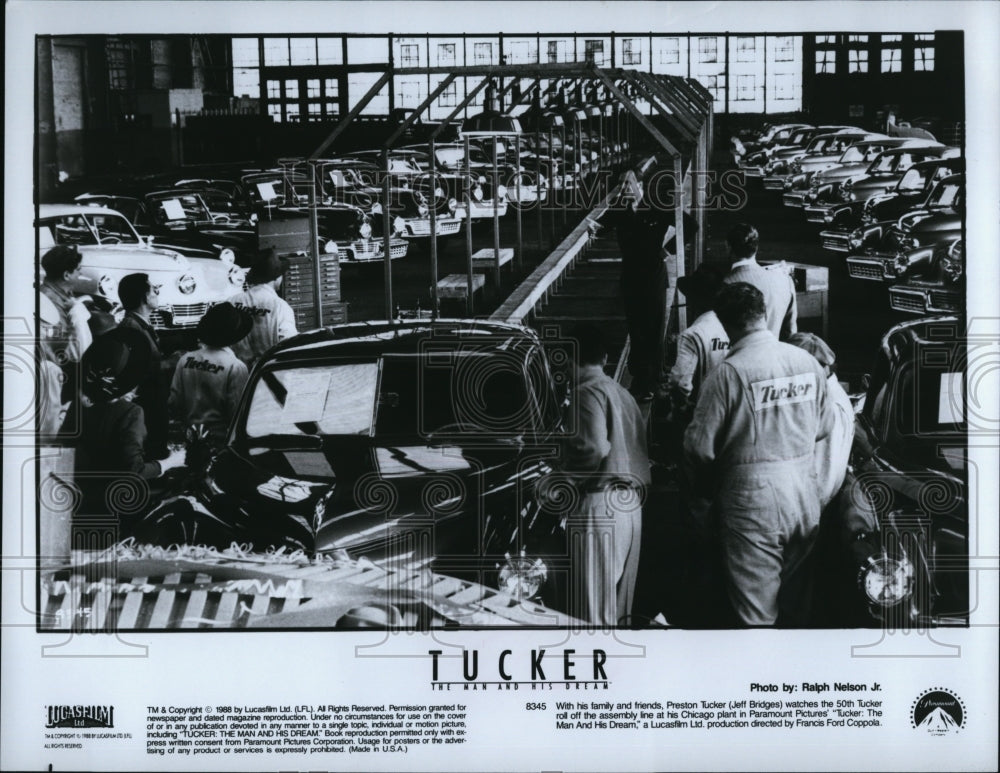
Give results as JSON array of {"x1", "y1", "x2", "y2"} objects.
[
  {"x1": 723, "y1": 223, "x2": 798, "y2": 341},
  {"x1": 226, "y1": 248, "x2": 298, "y2": 366},
  {"x1": 684, "y1": 283, "x2": 833, "y2": 626},
  {"x1": 564, "y1": 322, "x2": 651, "y2": 627}
]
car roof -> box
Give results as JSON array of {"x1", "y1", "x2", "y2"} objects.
[
  {"x1": 260, "y1": 319, "x2": 539, "y2": 363},
  {"x1": 882, "y1": 315, "x2": 962, "y2": 363},
  {"x1": 39, "y1": 203, "x2": 123, "y2": 218}
]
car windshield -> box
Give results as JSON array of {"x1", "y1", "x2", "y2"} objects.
[
  {"x1": 148, "y1": 193, "x2": 211, "y2": 224},
  {"x1": 324, "y1": 167, "x2": 366, "y2": 189},
  {"x1": 926, "y1": 181, "x2": 962, "y2": 208},
  {"x1": 896, "y1": 167, "x2": 929, "y2": 192},
  {"x1": 838, "y1": 146, "x2": 867, "y2": 164},
  {"x1": 243, "y1": 353, "x2": 533, "y2": 443},
  {"x1": 869, "y1": 152, "x2": 912, "y2": 175},
  {"x1": 435, "y1": 146, "x2": 491, "y2": 167},
  {"x1": 43, "y1": 212, "x2": 142, "y2": 246}
]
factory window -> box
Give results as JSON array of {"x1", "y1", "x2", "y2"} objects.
[
  {"x1": 815, "y1": 35, "x2": 837, "y2": 45},
  {"x1": 437, "y1": 43, "x2": 456, "y2": 66},
  {"x1": 397, "y1": 80, "x2": 423, "y2": 107},
  {"x1": 507, "y1": 40, "x2": 533, "y2": 63},
  {"x1": 289, "y1": 37, "x2": 317, "y2": 66},
  {"x1": 284, "y1": 79, "x2": 299, "y2": 99},
  {"x1": 881, "y1": 34, "x2": 903, "y2": 43},
  {"x1": 584, "y1": 39, "x2": 605, "y2": 66},
  {"x1": 439, "y1": 81, "x2": 458, "y2": 107},
  {"x1": 324, "y1": 79, "x2": 339, "y2": 99},
  {"x1": 915, "y1": 34, "x2": 935, "y2": 42},
  {"x1": 622, "y1": 38, "x2": 641, "y2": 65},
  {"x1": 263, "y1": 37, "x2": 290, "y2": 67},
  {"x1": 815, "y1": 49, "x2": 836, "y2": 74},
  {"x1": 771, "y1": 72, "x2": 797, "y2": 101},
  {"x1": 848, "y1": 35, "x2": 869, "y2": 43},
  {"x1": 915, "y1": 47, "x2": 935, "y2": 71},
  {"x1": 848, "y1": 49, "x2": 869, "y2": 74},
  {"x1": 881, "y1": 48, "x2": 902, "y2": 73},
  {"x1": 267, "y1": 103, "x2": 282, "y2": 121},
  {"x1": 285, "y1": 103, "x2": 300, "y2": 122},
  {"x1": 231, "y1": 37, "x2": 260, "y2": 68},
  {"x1": 317, "y1": 37, "x2": 342, "y2": 65},
  {"x1": 698, "y1": 37, "x2": 718, "y2": 63},
  {"x1": 547, "y1": 40, "x2": 567, "y2": 63},
  {"x1": 400, "y1": 44, "x2": 419, "y2": 67},
  {"x1": 658, "y1": 37, "x2": 680, "y2": 65},
  {"x1": 306, "y1": 79, "x2": 321, "y2": 98},
  {"x1": 474, "y1": 42, "x2": 493, "y2": 64},
  {"x1": 307, "y1": 103, "x2": 322, "y2": 120},
  {"x1": 735, "y1": 36, "x2": 756, "y2": 63},
  {"x1": 773, "y1": 36, "x2": 795, "y2": 62},
  {"x1": 325, "y1": 102, "x2": 338, "y2": 116},
  {"x1": 266, "y1": 79, "x2": 281, "y2": 99},
  {"x1": 735, "y1": 74, "x2": 756, "y2": 100}
]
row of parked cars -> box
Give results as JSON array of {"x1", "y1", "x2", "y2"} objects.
[
  {"x1": 732, "y1": 121, "x2": 969, "y2": 628},
  {"x1": 38, "y1": 116, "x2": 624, "y2": 339},
  {"x1": 733, "y1": 122, "x2": 964, "y2": 316}
]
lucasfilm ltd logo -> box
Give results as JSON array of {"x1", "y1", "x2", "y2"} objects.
[{"x1": 45, "y1": 705, "x2": 115, "y2": 729}]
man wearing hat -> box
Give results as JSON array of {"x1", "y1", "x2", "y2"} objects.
[
  {"x1": 117, "y1": 272, "x2": 171, "y2": 460},
  {"x1": 666, "y1": 262, "x2": 730, "y2": 422},
  {"x1": 75, "y1": 327, "x2": 186, "y2": 515},
  {"x1": 787, "y1": 332, "x2": 854, "y2": 510},
  {"x1": 226, "y1": 248, "x2": 298, "y2": 366},
  {"x1": 169, "y1": 302, "x2": 253, "y2": 446}
]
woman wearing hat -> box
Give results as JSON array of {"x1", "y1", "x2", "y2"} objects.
[
  {"x1": 75, "y1": 327, "x2": 186, "y2": 515},
  {"x1": 225, "y1": 248, "x2": 298, "y2": 366},
  {"x1": 169, "y1": 302, "x2": 253, "y2": 447}
]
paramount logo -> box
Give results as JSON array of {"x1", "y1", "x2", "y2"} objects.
[
  {"x1": 45, "y1": 705, "x2": 115, "y2": 729},
  {"x1": 752, "y1": 373, "x2": 816, "y2": 411}
]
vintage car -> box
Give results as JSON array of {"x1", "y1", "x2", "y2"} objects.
[
  {"x1": 315, "y1": 159, "x2": 464, "y2": 242},
  {"x1": 817, "y1": 156, "x2": 964, "y2": 248},
  {"x1": 844, "y1": 174, "x2": 963, "y2": 283},
  {"x1": 762, "y1": 130, "x2": 875, "y2": 191},
  {"x1": 781, "y1": 137, "x2": 934, "y2": 208},
  {"x1": 400, "y1": 143, "x2": 510, "y2": 220},
  {"x1": 731, "y1": 122, "x2": 811, "y2": 165},
  {"x1": 279, "y1": 201, "x2": 409, "y2": 264},
  {"x1": 836, "y1": 315, "x2": 968, "y2": 627},
  {"x1": 343, "y1": 149, "x2": 469, "y2": 219},
  {"x1": 36, "y1": 203, "x2": 217, "y2": 332},
  {"x1": 738, "y1": 125, "x2": 858, "y2": 178},
  {"x1": 888, "y1": 238, "x2": 964, "y2": 315},
  {"x1": 134, "y1": 320, "x2": 578, "y2": 614}
]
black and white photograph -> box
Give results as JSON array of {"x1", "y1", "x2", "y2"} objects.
[{"x1": 3, "y1": 2, "x2": 998, "y2": 771}]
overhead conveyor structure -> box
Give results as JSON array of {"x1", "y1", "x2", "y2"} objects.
[{"x1": 285, "y1": 63, "x2": 713, "y2": 323}]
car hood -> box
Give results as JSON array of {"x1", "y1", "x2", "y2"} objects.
[
  {"x1": 812, "y1": 161, "x2": 869, "y2": 183},
  {"x1": 79, "y1": 243, "x2": 191, "y2": 271},
  {"x1": 209, "y1": 437, "x2": 542, "y2": 554}
]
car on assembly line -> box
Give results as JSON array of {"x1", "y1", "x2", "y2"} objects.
[
  {"x1": 738, "y1": 125, "x2": 858, "y2": 178},
  {"x1": 134, "y1": 320, "x2": 581, "y2": 616},
  {"x1": 36, "y1": 203, "x2": 219, "y2": 333},
  {"x1": 731, "y1": 122, "x2": 812, "y2": 165},
  {"x1": 828, "y1": 315, "x2": 969, "y2": 627},
  {"x1": 843, "y1": 174, "x2": 964, "y2": 284},
  {"x1": 888, "y1": 238, "x2": 964, "y2": 315},
  {"x1": 761, "y1": 130, "x2": 874, "y2": 191}
]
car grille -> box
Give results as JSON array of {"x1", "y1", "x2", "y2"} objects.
[
  {"x1": 821, "y1": 231, "x2": 851, "y2": 252},
  {"x1": 846, "y1": 260, "x2": 885, "y2": 281},
  {"x1": 150, "y1": 302, "x2": 210, "y2": 328},
  {"x1": 389, "y1": 240, "x2": 409, "y2": 259},
  {"x1": 929, "y1": 289, "x2": 963, "y2": 313},
  {"x1": 782, "y1": 192, "x2": 806, "y2": 207},
  {"x1": 805, "y1": 206, "x2": 834, "y2": 223},
  {"x1": 888, "y1": 288, "x2": 928, "y2": 314},
  {"x1": 762, "y1": 177, "x2": 786, "y2": 190},
  {"x1": 405, "y1": 218, "x2": 462, "y2": 236}
]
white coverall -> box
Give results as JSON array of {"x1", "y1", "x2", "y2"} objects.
[{"x1": 226, "y1": 283, "x2": 298, "y2": 365}]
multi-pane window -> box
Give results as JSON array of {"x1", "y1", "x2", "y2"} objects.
[
  {"x1": 266, "y1": 79, "x2": 281, "y2": 99},
  {"x1": 267, "y1": 104, "x2": 282, "y2": 120},
  {"x1": 306, "y1": 79, "x2": 321, "y2": 98},
  {"x1": 773, "y1": 36, "x2": 795, "y2": 62},
  {"x1": 915, "y1": 34, "x2": 935, "y2": 42},
  {"x1": 474, "y1": 42, "x2": 493, "y2": 64},
  {"x1": 307, "y1": 103, "x2": 322, "y2": 120},
  {"x1": 816, "y1": 35, "x2": 837, "y2": 45},
  {"x1": 547, "y1": 40, "x2": 567, "y2": 63},
  {"x1": 815, "y1": 49, "x2": 836, "y2": 74},
  {"x1": 289, "y1": 38, "x2": 316, "y2": 66},
  {"x1": 285, "y1": 103, "x2": 300, "y2": 122},
  {"x1": 397, "y1": 80, "x2": 422, "y2": 107},
  {"x1": 915, "y1": 47, "x2": 935, "y2": 71},
  {"x1": 284, "y1": 79, "x2": 299, "y2": 99},
  {"x1": 658, "y1": 37, "x2": 681, "y2": 64},
  {"x1": 263, "y1": 37, "x2": 290, "y2": 66},
  {"x1": 848, "y1": 35, "x2": 869, "y2": 43},
  {"x1": 771, "y1": 72, "x2": 797, "y2": 101},
  {"x1": 399, "y1": 44, "x2": 419, "y2": 67},
  {"x1": 735, "y1": 74, "x2": 755, "y2": 100},
  {"x1": 622, "y1": 38, "x2": 641, "y2": 65},
  {"x1": 438, "y1": 81, "x2": 458, "y2": 107},
  {"x1": 437, "y1": 43, "x2": 456, "y2": 66},
  {"x1": 317, "y1": 37, "x2": 341, "y2": 65},
  {"x1": 849, "y1": 49, "x2": 868, "y2": 73},
  {"x1": 698, "y1": 36, "x2": 718, "y2": 63},
  {"x1": 507, "y1": 40, "x2": 532, "y2": 63},
  {"x1": 736, "y1": 36, "x2": 756, "y2": 63},
  {"x1": 881, "y1": 34, "x2": 903, "y2": 43},
  {"x1": 881, "y1": 48, "x2": 902, "y2": 73},
  {"x1": 584, "y1": 40, "x2": 605, "y2": 65},
  {"x1": 325, "y1": 78, "x2": 339, "y2": 99}
]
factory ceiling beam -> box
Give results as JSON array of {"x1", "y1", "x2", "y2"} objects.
[{"x1": 383, "y1": 73, "x2": 458, "y2": 148}]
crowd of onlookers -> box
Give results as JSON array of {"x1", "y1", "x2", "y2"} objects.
[{"x1": 38, "y1": 244, "x2": 298, "y2": 511}]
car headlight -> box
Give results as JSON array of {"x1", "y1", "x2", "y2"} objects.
[
  {"x1": 98, "y1": 274, "x2": 117, "y2": 298},
  {"x1": 371, "y1": 202, "x2": 383, "y2": 216},
  {"x1": 447, "y1": 197, "x2": 458, "y2": 214},
  {"x1": 496, "y1": 553, "x2": 548, "y2": 601},
  {"x1": 497, "y1": 184, "x2": 508, "y2": 200},
  {"x1": 893, "y1": 252, "x2": 911, "y2": 274},
  {"x1": 860, "y1": 554, "x2": 914, "y2": 607},
  {"x1": 219, "y1": 248, "x2": 235, "y2": 265},
  {"x1": 227, "y1": 266, "x2": 245, "y2": 286},
  {"x1": 417, "y1": 203, "x2": 429, "y2": 216},
  {"x1": 848, "y1": 230, "x2": 864, "y2": 250},
  {"x1": 324, "y1": 239, "x2": 338, "y2": 254},
  {"x1": 393, "y1": 216, "x2": 405, "y2": 234},
  {"x1": 472, "y1": 186, "x2": 484, "y2": 202},
  {"x1": 177, "y1": 274, "x2": 196, "y2": 295},
  {"x1": 360, "y1": 221, "x2": 373, "y2": 239}
]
